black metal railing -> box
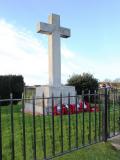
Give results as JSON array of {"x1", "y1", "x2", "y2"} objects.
[{"x1": 0, "y1": 88, "x2": 120, "y2": 160}]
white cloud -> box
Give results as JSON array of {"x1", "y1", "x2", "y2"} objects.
[
  {"x1": 61, "y1": 48, "x2": 120, "y2": 83},
  {"x1": 0, "y1": 19, "x2": 120, "y2": 85},
  {"x1": 0, "y1": 19, "x2": 48, "y2": 85}
]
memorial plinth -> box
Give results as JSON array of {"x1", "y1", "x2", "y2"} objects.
[{"x1": 25, "y1": 85, "x2": 75, "y2": 114}]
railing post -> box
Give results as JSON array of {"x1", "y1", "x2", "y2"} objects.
[
  {"x1": 68, "y1": 92, "x2": 71, "y2": 151},
  {"x1": 82, "y1": 90, "x2": 85, "y2": 146},
  {"x1": 107, "y1": 89, "x2": 110, "y2": 138},
  {"x1": 32, "y1": 96, "x2": 36, "y2": 160},
  {"x1": 22, "y1": 93, "x2": 26, "y2": 160},
  {"x1": 60, "y1": 93, "x2": 63, "y2": 153},
  {"x1": 75, "y1": 92, "x2": 78, "y2": 148},
  {"x1": 10, "y1": 93, "x2": 15, "y2": 160},
  {"x1": 42, "y1": 93, "x2": 46, "y2": 159},
  {"x1": 103, "y1": 88, "x2": 108, "y2": 142},
  {"x1": 88, "y1": 90, "x2": 91, "y2": 144},
  {"x1": 51, "y1": 93, "x2": 55, "y2": 156},
  {"x1": 94, "y1": 90, "x2": 97, "y2": 142},
  {"x1": 0, "y1": 96, "x2": 2, "y2": 160}
]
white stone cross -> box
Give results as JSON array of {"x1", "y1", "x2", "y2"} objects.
[{"x1": 36, "y1": 13, "x2": 71, "y2": 87}]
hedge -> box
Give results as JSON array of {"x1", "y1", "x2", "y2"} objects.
[{"x1": 0, "y1": 75, "x2": 24, "y2": 104}]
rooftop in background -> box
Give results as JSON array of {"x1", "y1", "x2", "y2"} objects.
[{"x1": 99, "y1": 82, "x2": 120, "y2": 89}]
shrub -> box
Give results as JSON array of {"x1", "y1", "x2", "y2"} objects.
[
  {"x1": 0, "y1": 75, "x2": 24, "y2": 105},
  {"x1": 67, "y1": 73, "x2": 99, "y2": 102}
]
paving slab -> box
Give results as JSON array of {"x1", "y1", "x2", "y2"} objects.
[{"x1": 109, "y1": 135, "x2": 120, "y2": 150}]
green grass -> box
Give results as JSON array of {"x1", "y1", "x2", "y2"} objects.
[
  {"x1": 1, "y1": 103, "x2": 120, "y2": 160},
  {"x1": 55, "y1": 142, "x2": 120, "y2": 160}
]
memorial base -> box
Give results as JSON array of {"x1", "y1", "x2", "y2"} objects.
[{"x1": 25, "y1": 85, "x2": 76, "y2": 115}]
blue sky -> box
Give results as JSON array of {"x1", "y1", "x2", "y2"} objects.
[{"x1": 0, "y1": 0, "x2": 120, "y2": 85}]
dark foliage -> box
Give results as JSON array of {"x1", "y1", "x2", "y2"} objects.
[
  {"x1": 0, "y1": 75, "x2": 24, "y2": 105},
  {"x1": 67, "y1": 73, "x2": 99, "y2": 97}
]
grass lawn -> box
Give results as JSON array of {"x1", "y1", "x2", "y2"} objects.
[
  {"x1": 55, "y1": 142, "x2": 120, "y2": 160},
  {"x1": 0, "y1": 102, "x2": 120, "y2": 160}
]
